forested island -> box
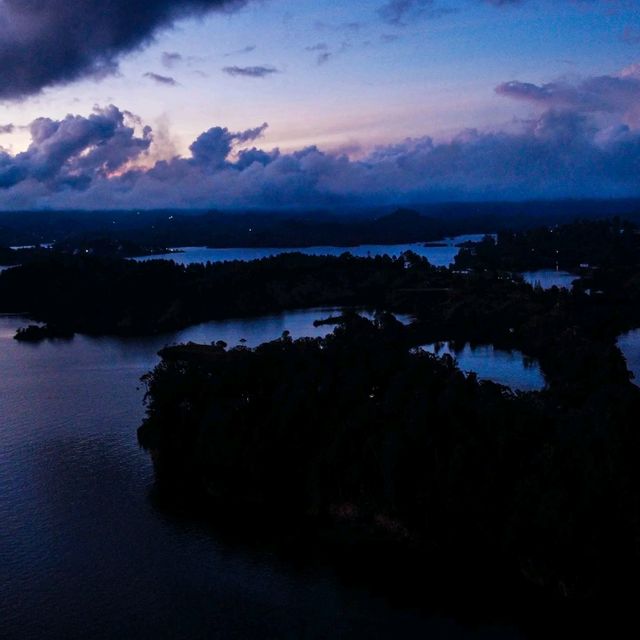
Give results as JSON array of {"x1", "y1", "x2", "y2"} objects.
[
  {"x1": 5, "y1": 215, "x2": 640, "y2": 612},
  {"x1": 139, "y1": 313, "x2": 640, "y2": 605}
]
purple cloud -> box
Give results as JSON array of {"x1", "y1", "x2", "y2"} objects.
[
  {"x1": 143, "y1": 72, "x2": 179, "y2": 86},
  {"x1": 378, "y1": 1, "x2": 621, "y2": 25},
  {"x1": 189, "y1": 123, "x2": 267, "y2": 167},
  {"x1": 378, "y1": 0, "x2": 456, "y2": 24},
  {"x1": 224, "y1": 45, "x2": 257, "y2": 56},
  {"x1": 496, "y1": 69, "x2": 640, "y2": 125},
  {"x1": 0, "y1": 106, "x2": 151, "y2": 191},
  {"x1": 161, "y1": 52, "x2": 184, "y2": 69},
  {"x1": 0, "y1": 0, "x2": 250, "y2": 100},
  {"x1": 222, "y1": 65, "x2": 279, "y2": 78}
]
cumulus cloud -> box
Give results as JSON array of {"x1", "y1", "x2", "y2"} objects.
[
  {"x1": 222, "y1": 65, "x2": 279, "y2": 78},
  {"x1": 188, "y1": 123, "x2": 267, "y2": 167},
  {"x1": 143, "y1": 72, "x2": 179, "y2": 86},
  {"x1": 0, "y1": 0, "x2": 250, "y2": 100},
  {"x1": 2, "y1": 65, "x2": 640, "y2": 210},
  {"x1": 0, "y1": 105, "x2": 151, "y2": 193}
]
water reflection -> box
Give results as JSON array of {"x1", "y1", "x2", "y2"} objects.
[
  {"x1": 133, "y1": 234, "x2": 490, "y2": 269},
  {"x1": 521, "y1": 269, "x2": 576, "y2": 290},
  {"x1": 420, "y1": 341, "x2": 545, "y2": 391},
  {"x1": 618, "y1": 329, "x2": 640, "y2": 387}
]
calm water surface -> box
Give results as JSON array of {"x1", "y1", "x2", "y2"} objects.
[
  {"x1": 0, "y1": 313, "x2": 520, "y2": 640},
  {"x1": 618, "y1": 329, "x2": 640, "y2": 387},
  {"x1": 521, "y1": 270, "x2": 576, "y2": 290},
  {"x1": 421, "y1": 342, "x2": 545, "y2": 391},
  {"x1": 134, "y1": 234, "x2": 490, "y2": 268}
]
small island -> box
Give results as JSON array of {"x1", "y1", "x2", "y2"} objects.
[{"x1": 14, "y1": 324, "x2": 75, "y2": 342}]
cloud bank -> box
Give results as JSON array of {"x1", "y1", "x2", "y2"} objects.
[
  {"x1": 0, "y1": 0, "x2": 249, "y2": 100},
  {"x1": 1, "y1": 68, "x2": 640, "y2": 209}
]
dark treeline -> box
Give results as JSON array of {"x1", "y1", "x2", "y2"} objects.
[
  {"x1": 0, "y1": 251, "x2": 446, "y2": 336},
  {"x1": 4, "y1": 218, "x2": 640, "y2": 394},
  {"x1": 0, "y1": 209, "x2": 492, "y2": 255},
  {"x1": 0, "y1": 244, "x2": 53, "y2": 267},
  {"x1": 138, "y1": 314, "x2": 640, "y2": 602},
  {"x1": 455, "y1": 218, "x2": 640, "y2": 272},
  {"x1": 2, "y1": 199, "x2": 640, "y2": 252}
]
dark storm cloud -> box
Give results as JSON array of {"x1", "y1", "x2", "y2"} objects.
[
  {"x1": 143, "y1": 72, "x2": 179, "y2": 86},
  {"x1": 0, "y1": 124, "x2": 15, "y2": 134},
  {"x1": 0, "y1": 0, "x2": 249, "y2": 100},
  {"x1": 222, "y1": 65, "x2": 279, "y2": 78}
]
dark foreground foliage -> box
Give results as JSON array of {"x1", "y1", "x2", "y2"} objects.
[{"x1": 139, "y1": 314, "x2": 640, "y2": 602}]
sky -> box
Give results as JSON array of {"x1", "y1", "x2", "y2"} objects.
[{"x1": 0, "y1": 0, "x2": 639, "y2": 209}]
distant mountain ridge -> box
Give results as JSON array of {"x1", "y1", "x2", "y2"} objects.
[{"x1": 1, "y1": 199, "x2": 640, "y2": 248}]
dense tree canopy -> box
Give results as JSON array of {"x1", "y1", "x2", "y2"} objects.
[{"x1": 139, "y1": 315, "x2": 640, "y2": 600}]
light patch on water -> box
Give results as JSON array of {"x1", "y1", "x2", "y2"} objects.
[{"x1": 420, "y1": 341, "x2": 545, "y2": 391}]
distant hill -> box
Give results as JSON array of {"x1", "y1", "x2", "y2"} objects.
[{"x1": 1, "y1": 199, "x2": 640, "y2": 248}]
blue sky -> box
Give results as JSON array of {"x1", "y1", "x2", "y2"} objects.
[{"x1": 0, "y1": 0, "x2": 639, "y2": 208}]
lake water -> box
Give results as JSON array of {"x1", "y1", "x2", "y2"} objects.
[
  {"x1": 133, "y1": 234, "x2": 490, "y2": 269},
  {"x1": 0, "y1": 313, "x2": 520, "y2": 640},
  {"x1": 521, "y1": 269, "x2": 576, "y2": 290},
  {"x1": 420, "y1": 342, "x2": 545, "y2": 391},
  {"x1": 618, "y1": 329, "x2": 640, "y2": 387}
]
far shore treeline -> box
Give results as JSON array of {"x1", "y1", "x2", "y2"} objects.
[{"x1": 2, "y1": 200, "x2": 640, "y2": 249}]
